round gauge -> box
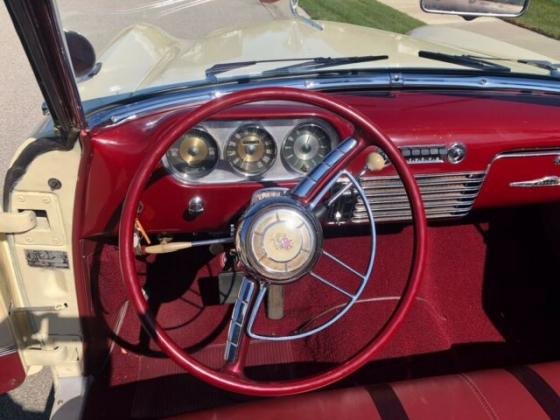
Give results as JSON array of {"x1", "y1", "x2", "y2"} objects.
[
  {"x1": 282, "y1": 123, "x2": 334, "y2": 174},
  {"x1": 225, "y1": 125, "x2": 276, "y2": 177},
  {"x1": 164, "y1": 129, "x2": 219, "y2": 180}
]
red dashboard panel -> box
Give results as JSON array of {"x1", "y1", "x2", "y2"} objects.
[{"x1": 80, "y1": 90, "x2": 560, "y2": 237}]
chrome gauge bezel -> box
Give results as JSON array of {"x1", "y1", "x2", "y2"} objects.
[
  {"x1": 225, "y1": 124, "x2": 277, "y2": 178},
  {"x1": 281, "y1": 121, "x2": 338, "y2": 174},
  {"x1": 162, "y1": 119, "x2": 338, "y2": 185},
  {"x1": 162, "y1": 127, "x2": 219, "y2": 182}
]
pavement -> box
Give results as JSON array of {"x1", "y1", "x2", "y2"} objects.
[{"x1": 0, "y1": 0, "x2": 558, "y2": 418}]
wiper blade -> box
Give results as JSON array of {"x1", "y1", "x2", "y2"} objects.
[
  {"x1": 261, "y1": 55, "x2": 389, "y2": 76},
  {"x1": 419, "y1": 50, "x2": 511, "y2": 72},
  {"x1": 205, "y1": 55, "x2": 389, "y2": 79},
  {"x1": 206, "y1": 57, "x2": 322, "y2": 78}
]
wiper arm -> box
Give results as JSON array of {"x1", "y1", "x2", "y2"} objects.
[
  {"x1": 419, "y1": 50, "x2": 511, "y2": 72},
  {"x1": 518, "y1": 59, "x2": 560, "y2": 78},
  {"x1": 261, "y1": 55, "x2": 389, "y2": 76}
]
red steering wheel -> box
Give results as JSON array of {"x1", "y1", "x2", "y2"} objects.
[{"x1": 119, "y1": 87, "x2": 427, "y2": 397}]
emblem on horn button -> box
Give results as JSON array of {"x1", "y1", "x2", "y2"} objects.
[{"x1": 236, "y1": 197, "x2": 322, "y2": 283}]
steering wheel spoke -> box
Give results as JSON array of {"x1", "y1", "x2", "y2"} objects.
[
  {"x1": 292, "y1": 137, "x2": 359, "y2": 209},
  {"x1": 223, "y1": 277, "x2": 258, "y2": 373},
  {"x1": 309, "y1": 271, "x2": 355, "y2": 299}
]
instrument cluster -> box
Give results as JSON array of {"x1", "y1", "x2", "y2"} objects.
[{"x1": 162, "y1": 119, "x2": 339, "y2": 184}]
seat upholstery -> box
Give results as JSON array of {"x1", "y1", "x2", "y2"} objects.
[{"x1": 178, "y1": 362, "x2": 560, "y2": 420}]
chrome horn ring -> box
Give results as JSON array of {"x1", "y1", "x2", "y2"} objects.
[{"x1": 225, "y1": 138, "x2": 377, "y2": 361}]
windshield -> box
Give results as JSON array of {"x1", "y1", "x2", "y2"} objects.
[{"x1": 55, "y1": 0, "x2": 560, "y2": 104}]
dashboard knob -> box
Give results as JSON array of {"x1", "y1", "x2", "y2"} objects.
[
  {"x1": 366, "y1": 152, "x2": 386, "y2": 172},
  {"x1": 447, "y1": 143, "x2": 466, "y2": 164},
  {"x1": 188, "y1": 196, "x2": 205, "y2": 217}
]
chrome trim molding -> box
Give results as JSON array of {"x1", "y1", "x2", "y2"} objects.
[
  {"x1": 510, "y1": 176, "x2": 560, "y2": 188},
  {"x1": 86, "y1": 73, "x2": 560, "y2": 129},
  {"x1": 0, "y1": 344, "x2": 18, "y2": 357},
  {"x1": 491, "y1": 149, "x2": 560, "y2": 162},
  {"x1": 486, "y1": 149, "x2": 560, "y2": 177},
  {"x1": 224, "y1": 277, "x2": 255, "y2": 363}
]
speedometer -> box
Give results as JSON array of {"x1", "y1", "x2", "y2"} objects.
[
  {"x1": 164, "y1": 128, "x2": 219, "y2": 180},
  {"x1": 225, "y1": 124, "x2": 276, "y2": 177},
  {"x1": 282, "y1": 123, "x2": 333, "y2": 174}
]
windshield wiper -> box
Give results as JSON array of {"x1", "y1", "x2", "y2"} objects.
[
  {"x1": 205, "y1": 55, "x2": 388, "y2": 79},
  {"x1": 518, "y1": 59, "x2": 560, "y2": 78},
  {"x1": 419, "y1": 50, "x2": 511, "y2": 73},
  {"x1": 206, "y1": 57, "x2": 321, "y2": 78},
  {"x1": 261, "y1": 55, "x2": 389, "y2": 76}
]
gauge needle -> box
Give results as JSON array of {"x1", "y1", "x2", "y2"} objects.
[{"x1": 302, "y1": 134, "x2": 312, "y2": 153}]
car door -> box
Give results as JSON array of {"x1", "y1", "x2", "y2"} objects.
[{"x1": 0, "y1": 0, "x2": 89, "y2": 395}]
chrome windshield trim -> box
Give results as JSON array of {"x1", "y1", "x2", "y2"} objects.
[{"x1": 86, "y1": 73, "x2": 560, "y2": 129}]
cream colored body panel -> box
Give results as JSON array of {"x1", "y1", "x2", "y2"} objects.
[
  {"x1": 408, "y1": 25, "x2": 551, "y2": 60},
  {"x1": 0, "y1": 141, "x2": 83, "y2": 379},
  {"x1": 79, "y1": 19, "x2": 554, "y2": 101}
]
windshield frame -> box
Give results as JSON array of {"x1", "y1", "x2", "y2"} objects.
[{"x1": 5, "y1": 0, "x2": 86, "y2": 141}]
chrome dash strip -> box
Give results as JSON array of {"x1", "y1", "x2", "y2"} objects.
[{"x1": 86, "y1": 74, "x2": 560, "y2": 129}]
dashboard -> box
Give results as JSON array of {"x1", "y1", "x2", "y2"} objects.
[{"x1": 81, "y1": 90, "x2": 560, "y2": 238}]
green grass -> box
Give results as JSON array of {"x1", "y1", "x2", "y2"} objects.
[
  {"x1": 299, "y1": 0, "x2": 424, "y2": 34},
  {"x1": 508, "y1": 0, "x2": 560, "y2": 40}
]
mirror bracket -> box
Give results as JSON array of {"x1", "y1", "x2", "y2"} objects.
[{"x1": 289, "y1": 0, "x2": 324, "y2": 31}]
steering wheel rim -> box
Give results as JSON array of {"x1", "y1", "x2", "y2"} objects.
[{"x1": 118, "y1": 87, "x2": 427, "y2": 397}]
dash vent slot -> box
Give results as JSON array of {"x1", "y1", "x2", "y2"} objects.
[{"x1": 342, "y1": 172, "x2": 486, "y2": 223}]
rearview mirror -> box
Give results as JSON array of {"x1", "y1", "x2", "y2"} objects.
[{"x1": 420, "y1": 0, "x2": 529, "y2": 17}]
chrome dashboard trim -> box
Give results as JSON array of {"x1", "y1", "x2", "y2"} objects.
[
  {"x1": 85, "y1": 73, "x2": 560, "y2": 129},
  {"x1": 486, "y1": 149, "x2": 560, "y2": 173},
  {"x1": 510, "y1": 176, "x2": 560, "y2": 188},
  {"x1": 490, "y1": 149, "x2": 560, "y2": 161}
]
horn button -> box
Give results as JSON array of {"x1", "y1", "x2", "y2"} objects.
[{"x1": 236, "y1": 198, "x2": 322, "y2": 283}]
